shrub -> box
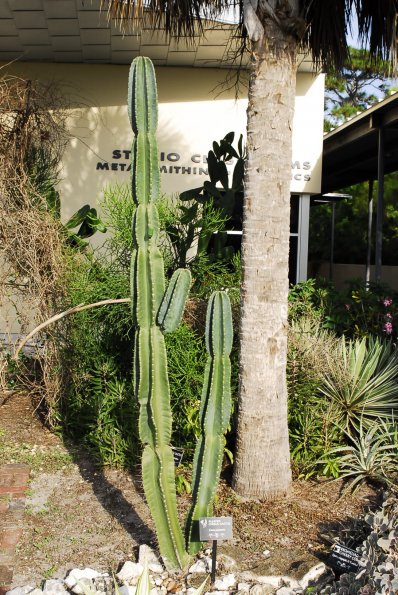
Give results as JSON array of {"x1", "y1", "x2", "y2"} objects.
[
  {"x1": 318, "y1": 336, "x2": 398, "y2": 432},
  {"x1": 287, "y1": 317, "x2": 342, "y2": 477},
  {"x1": 322, "y1": 418, "x2": 398, "y2": 493}
]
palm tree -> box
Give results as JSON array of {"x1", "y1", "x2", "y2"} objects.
[{"x1": 105, "y1": 0, "x2": 398, "y2": 499}]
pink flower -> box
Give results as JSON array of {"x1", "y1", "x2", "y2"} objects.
[
  {"x1": 383, "y1": 321, "x2": 393, "y2": 335},
  {"x1": 345, "y1": 304, "x2": 351, "y2": 311},
  {"x1": 383, "y1": 298, "x2": 393, "y2": 307},
  {"x1": 386, "y1": 312, "x2": 393, "y2": 319}
]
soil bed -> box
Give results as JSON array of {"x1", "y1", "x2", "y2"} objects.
[{"x1": 0, "y1": 391, "x2": 378, "y2": 588}]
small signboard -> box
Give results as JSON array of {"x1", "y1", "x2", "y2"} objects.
[
  {"x1": 329, "y1": 543, "x2": 361, "y2": 573},
  {"x1": 199, "y1": 517, "x2": 233, "y2": 541},
  {"x1": 172, "y1": 447, "x2": 184, "y2": 467}
]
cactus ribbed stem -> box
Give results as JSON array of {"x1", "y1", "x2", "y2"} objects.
[
  {"x1": 129, "y1": 56, "x2": 189, "y2": 570},
  {"x1": 186, "y1": 292, "x2": 233, "y2": 554},
  {"x1": 128, "y1": 56, "x2": 233, "y2": 568}
]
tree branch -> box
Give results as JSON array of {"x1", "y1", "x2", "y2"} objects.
[{"x1": 13, "y1": 298, "x2": 131, "y2": 360}]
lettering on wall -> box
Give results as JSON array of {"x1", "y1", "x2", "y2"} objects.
[
  {"x1": 96, "y1": 150, "x2": 312, "y2": 182},
  {"x1": 96, "y1": 149, "x2": 209, "y2": 176},
  {"x1": 291, "y1": 160, "x2": 311, "y2": 182}
]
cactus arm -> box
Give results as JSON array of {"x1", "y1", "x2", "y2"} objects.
[
  {"x1": 157, "y1": 269, "x2": 191, "y2": 333},
  {"x1": 186, "y1": 291, "x2": 233, "y2": 555}
]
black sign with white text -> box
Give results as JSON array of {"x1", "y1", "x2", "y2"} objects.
[{"x1": 199, "y1": 517, "x2": 233, "y2": 541}]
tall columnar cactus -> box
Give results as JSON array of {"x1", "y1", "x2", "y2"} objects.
[
  {"x1": 185, "y1": 291, "x2": 232, "y2": 554},
  {"x1": 128, "y1": 56, "x2": 233, "y2": 570}
]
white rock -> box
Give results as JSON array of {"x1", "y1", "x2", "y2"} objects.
[
  {"x1": 299, "y1": 563, "x2": 326, "y2": 590},
  {"x1": 249, "y1": 586, "x2": 274, "y2": 595},
  {"x1": 149, "y1": 589, "x2": 159, "y2": 595},
  {"x1": 117, "y1": 562, "x2": 144, "y2": 584},
  {"x1": 139, "y1": 545, "x2": 163, "y2": 574},
  {"x1": 72, "y1": 578, "x2": 94, "y2": 595},
  {"x1": 204, "y1": 557, "x2": 215, "y2": 573},
  {"x1": 188, "y1": 560, "x2": 207, "y2": 574},
  {"x1": 214, "y1": 574, "x2": 236, "y2": 591},
  {"x1": 6, "y1": 587, "x2": 36, "y2": 595},
  {"x1": 237, "y1": 583, "x2": 251, "y2": 592},
  {"x1": 29, "y1": 590, "x2": 43, "y2": 595},
  {"x1": 119, "y1": 586, "x2": 137, "y2": 595},
  {"x1": 42, "y1": 580, "x2": 68, "y2": 595},
  {"x1": 280, "y1": 578, "x2": 300, "y2": 590},
  {"x1": 239, "y1": 574, "x2": 280, "y2": 588},
  {"x1": 275, "y1": 588, "x2": 296, "y2": 595},
  {"x1": 154, "y1": 579, "x2": 163, "y2": 587},
  {"x1": 262, "y1": 551, "x2": 270, "y2": 558},
  {"x1": 65, "y1": 569, "x2": 100, "y2": 591}
]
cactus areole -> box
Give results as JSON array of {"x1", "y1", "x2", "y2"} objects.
[{"x1": 128, "y1": 56, "x2": 232, "y2": 570}]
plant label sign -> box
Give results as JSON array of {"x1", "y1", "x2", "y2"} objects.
[
  {"x1": 199, "y1": 517, "x2": 233, "y2": 541},
  {"x1": 329, "y1": 543, "x2": 361, "y2": 573}
]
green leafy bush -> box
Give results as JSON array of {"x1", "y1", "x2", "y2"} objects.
[
  {"x1": 318, "y1": 336, "x2": 398, "y2": 432},
  {"x1": 287, "y1": 317, "x2": 342, "y2": 477},
  {"x1": 289, "y1": 278, "x2": 398, "y2": 341},
  {"x1": 321, "y1": 418, "x2": 398, "y2": 493}
]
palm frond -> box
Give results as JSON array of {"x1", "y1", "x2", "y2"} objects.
[
  {"x1": 302, "y1": 0, "x2": 398, "y2": 72},
  {"x1": 101, "y1": 0, "x2": 242, "y2": 38},
  {"x1": 355, "y1": 0, "x2": 398, "y2": 65}
]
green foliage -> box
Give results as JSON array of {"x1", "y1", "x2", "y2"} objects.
[
  {"x1": 179, "y1": 131, "x2": 245, "y2": 237},
  {"x1": 287, "y1": 285, "x2": 398, "y2": 483},
  {"x1": 165, "y1": 322, "x2": 207, "y2": 452},
  {"x1": 318, "y1": 336, "x2": 398, "y2": 432},
  {"x1": 64, "y1": 204, "x2": 107, "y2": 248},
  {"x1": 323, "y1": 419, "x2": 398, "y2": 493},
  {"x1": 324, "y1": 47, "x2": 395, "y2": 132},
  {"x1": 61, "y1": 251, "x2": 136, "y2": 465},
  {"x1": 287, "y1": 317, "x2": 342, "y2": 478},
  {"x1": 289, "y1": 278, "x2": 398, "y2": 341}
]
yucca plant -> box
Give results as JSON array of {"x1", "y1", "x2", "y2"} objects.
[
  {"x1": 319, "y1": 337, "x2": 398, "y2": 432},
  {"x1": 322, "y1": 418, "x2": 398, "y2": 494}
]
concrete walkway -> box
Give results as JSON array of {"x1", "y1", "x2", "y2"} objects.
[{"x1": 0, "y1": 464, "x2": 30, "y2": 595}]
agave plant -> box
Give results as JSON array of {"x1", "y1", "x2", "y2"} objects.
[
  {"x1": 323, "y1": 418, "x2": 398, "y2": 494},
  {"x1": 319, "y1": 336, "x2": 398, "y2": 432}
]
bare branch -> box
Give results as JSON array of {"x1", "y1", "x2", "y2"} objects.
[{"x1": 13, "y1": 298, "x2": 131, "y2": 360}]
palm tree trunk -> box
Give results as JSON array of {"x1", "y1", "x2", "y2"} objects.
[{"x1": 232, "y1": 30, "x2": 297, "y2": 499}]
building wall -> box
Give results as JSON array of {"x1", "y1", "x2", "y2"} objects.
[
  {"x1": 1, "y1": 62, "x2": 324, "y2": 222},
  {"x1": 311, "y1": 262, "x2": 398, "y2": 291},
  {"x1": 0, "y1": 61, "x2": 324, "y2": 336}
]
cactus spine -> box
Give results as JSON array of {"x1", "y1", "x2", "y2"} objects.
[{"x1": 128, "y1": 56, "x2": 233, "y2": 570}]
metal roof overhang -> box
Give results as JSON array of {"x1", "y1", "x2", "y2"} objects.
[{"x1": 322, "y1": 93, "x2": 398, "y2": 193}]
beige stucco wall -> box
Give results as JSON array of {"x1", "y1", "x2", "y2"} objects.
[
  {"x1": 1, "y1": 62, "x2": 324, "y2": 222},
  {"x1": 311, "y1": 262, "x2": 398, "y2": 291}
]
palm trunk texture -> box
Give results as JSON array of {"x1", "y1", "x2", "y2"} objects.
[{"x1": 232, "y1": 30, "x2": 297, "y2": 499}]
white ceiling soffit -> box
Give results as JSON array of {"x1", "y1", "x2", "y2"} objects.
[
  {"x1": 0, "y1": 0, "x2": 313, "y2": 70},
  {"x1": 0, "y1": 0, "x2": 245, "y2": 67}
]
